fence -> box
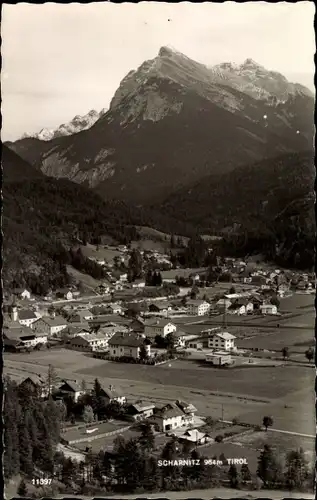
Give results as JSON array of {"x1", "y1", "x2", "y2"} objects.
[
  {"x1": 64, "y1": 424, "x2": 132, "y2": 445},
  {"x1": 61, "y1": 418, "x2": 110, "y2": 433}
]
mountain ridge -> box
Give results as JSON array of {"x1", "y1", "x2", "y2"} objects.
[
  {"x1": 7, "y1": 46, "x2": 314, "y2": 204},
  {"x1": 20, "y1": 108, "x2": 108, "y2": 141}
]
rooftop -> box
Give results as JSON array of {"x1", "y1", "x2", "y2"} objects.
[
  {"x1": 59, "y1": 380, "x2": 81, "y2": 393},
  {"x1": 42, "y1": 316, "x2": 67, "y2": 327},
  {"x1": 18, "y1": 309, "x2": 37, "y2": 320},
  {"x1": 108, "y1": 332, "x2": 145, "y2": 348},
  {"x1": 216, "y1": 332, "x2": 236, "y2": 340}
]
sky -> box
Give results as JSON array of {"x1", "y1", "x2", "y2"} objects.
[{"x1": 1, "y1": 1, "x2": 315, "y2": 141}]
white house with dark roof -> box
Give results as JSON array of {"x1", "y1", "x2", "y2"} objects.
[
  {"x1": 58, "y1": 380, "x2": 82, "y2": 402},
  {"x1": 18, "y1": 309, "x2": 39, "y2": 327},
  {"x1": 4, "y1": 326, "x2": 47, "y2": 349},
  {"x1": 98, "y1": 384, "x2": 126, "y2": 405},
  {"x1": 56, "y1": 289, "x2": 73, "y2": 300},
  {"x1": 148, "y1": 301, "x2": 172, "y2": 314},
  {"x1": 125, "y1": 401, "x2": 155, "y2": 422},
  {"x1": 108, "y1": 332, "x2": 151, "y2": 359},
  {"x1": 150, "y1": 403, "x2": 194, "y2": 432},
  {"x1": 188, "y1": 300, "x2": 210, "y2": 316},
  {"x1": 144, "y1": 318, "x2": 177, "y2": 339},
  {"x1": 18, "y1": 375, "x2": 48, "y2": 398},
  {"x1": 208, "y1": 332, "x2": 236, "y2": 351},
  {"x1": 32, "y1": 316, "x2": 68, "y2": 336},
  {"x1": 179, "y1": 429, "x2": 210, "y2": 445},
  {"x1": 12, "y1": 288, "x2": 31, "y2": 300}
]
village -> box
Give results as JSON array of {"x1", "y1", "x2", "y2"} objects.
[{"x1": 3, "y1": 241, "x2": 315, "y2": 490}]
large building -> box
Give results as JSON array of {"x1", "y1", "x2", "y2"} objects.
[
  {"x1": 187, "y1": 300, "x2": 210, "y2": 316},
  {"x1": 208, "y1": 332, "x2": 236, "y2": 351},
  {"x1": 32, "y1": 316, "x2": 68, "y2": 336},
  {"x1": 150, "y1": 402, "x2": 195, "y2": 432},
  {"x1": 108, "y1": 332, "x2": 151, "y2": 359},
  {"x1": 144, "y1": 318, "x2": 176, "y2": 339}
]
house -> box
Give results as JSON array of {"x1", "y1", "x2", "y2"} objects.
[
  {"x1": 208, "y1": 332, "x2": 236, "y2": 351},
  {"x1": 251, "y1": 275, "x2": 268, "y2": 287},
  {"x1": 260, "y1": 304, "x2": 278, "y2": 315},
  {"x1": 150, "y1": 403, "x2": 193, "y2": 432},
  {"x1": 228, "y1": 299, "x2": 253, "y2": 315},
  {"x1": 4, "y1": 327, "x2": 48, "y2": 349},
  {"x1": 176, "y1": 400, "x2": 197, "y2": 419},
  {"x1": 187, "y1": 300, "x2": 210, "y2": 316},
  {"x1": 58, "y1": 380, "x2": 82, "y2": 402},
  {"x1": 32, "y1": 316, "x2": 68, "y2": 336},
  {"x1": 206, "y1": 351, "x2": 232, "y2": 366},
  {"x1": 148, "y1": 302, "x2": 172, "y2": 314},
  {"x1": 98, "y1": 384, "x2": 126, "y2": 405},
  {"x1": 173, "y1": 330, "x2": 187, "y2": 348},
  {"x1": 106, "y1": 304, "x2": 123, "y2": 315},
  {"x1": 215, "y1": 298, "x2": 232, "y2": 311},
  {"x1": 69, "y1": 310, "x2": 94, "y2": 323},
  {"x1": 18, "y1": 309, "x2": 39, "y2": 327},
  {"x1": 56, "y1": 289, "x2": 73, "y2": 300},
  {"x1": 131, "y1": 279, "x2": 146, "y2": 288},
  {"x1": 187, "y1": 339, "x2": 205, "y2": 349},
  {"x1": 130, "y1": 317, "x2": 145, "y2": 333},
  {"x1": 63, "y1": 325, "x2": 90, "y2": 338},
  {"x1": 12, "y1": 288, "x2": 31, "y2": 300},
  {"x1": 118, "y1": 272, "x2": 128, "y2": 282},
  {"x1": 178, "y1": 429, "x2": 210, "y2": 446},
  {"x1": 68, "y1": 332, "x2": 109, "y2": 352},
  {"x1": 228, "y1": 303, "x2": 246, "y2": 315},
  {"x1": 144, "y1": 318, "x2": 177, "y2": 339},
  {"x1": 108, "y1": 332, "x2": 151, "y2": 359},
  {"x1": 18, "y1": 375, "x2": 47, "y2": 398},
  {"x1": 125, "y1": 401, "x2": 155, "y2": 422}
]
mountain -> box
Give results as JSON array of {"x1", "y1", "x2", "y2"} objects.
[
  {"x1": 2, "y1": 145, "x2": 45, "y2": 182},
  {"x1": 7, "y1": 46, "x2": 314, "y2": 204},
  {"x1": 156, "y1": 150, "x2": 315, "y2": 269},
  {"x1": 20, "y1": 108, "x2": 108, "y2": 141},
  {"x1": 2, "y1": 148, "x2": 196, "y2": 291}
]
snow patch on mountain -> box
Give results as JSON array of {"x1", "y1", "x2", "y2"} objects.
[{"x1": 23, "y1": 108, "x2": 108, "y2": 141}]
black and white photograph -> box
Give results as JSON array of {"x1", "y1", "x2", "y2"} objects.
[{"x1": 2, "y1": 2, "x2": 315, "y2": 499}]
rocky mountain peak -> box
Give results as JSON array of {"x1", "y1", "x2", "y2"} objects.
[{"x1": 20, "y1": 108, "x2": 106, "y2": 141}]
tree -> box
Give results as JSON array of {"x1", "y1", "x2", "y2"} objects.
[
  {"x1": 270, "y1": 295, "x2": 280, "y2": 308},
  {"x1": 190, "y1": 285, "x2": 199, "y2": 299},
  {"x1": 165, "y1": 332, "x2": 176, "y2": 351},
  {"x1": 205, "y1": 416, "x2": 215, "y2": 427},
  {"x1": 17, "y1": 479, "x2": 28, "y2": 497},
  {"x1": 305, "y1": 347, "x2": 314, "y2": 363},
  {"x1": 228, "y1": 463, "x2": 239, "y2": 488},
  {"x1": 129, "y1": 249, "x2": 143, "y2": 280},
  {"x1": 139, "y1": 344, "x2": 149, "y2": 361},
  {"x1": 83, "y1": 405, "x2": 94, "y2": 423},
  {"x1": 285, "y1": 448, "x2": 309, "y2": 490},
  {"x1": 81, "y1": 379, "x2": 87, "y2": 393},
  {"x1": 46, "y1": 364, "x2": 59, "y2": 397},
  {"x1": 281, "y1": 346, "x2": 289, "y2": 360},
  {"x1": 262, "y1": 415, "x2": 273, "y2": 431},
  {"x1": 241, "y1": 463, "x2": 252, "y2": 484},
  {"x1": 257, "y1": 444, "x2": 283, "y2": 487},
  {"x1": 55, "y1": 399, "x2": 67, "y2": 424},
  {"x1": 139, "y1": 421, "x2": 155, "y2": 452}
]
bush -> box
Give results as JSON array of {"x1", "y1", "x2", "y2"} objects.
[{"x1": 215, "y1": 434, "x2": 224, "y2": 442}]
